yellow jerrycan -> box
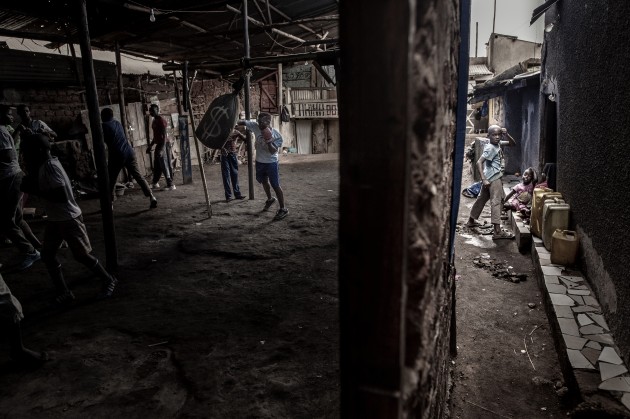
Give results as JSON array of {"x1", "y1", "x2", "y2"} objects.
[
  {"x1": 531, "y1": 189, "x2": 560, "y2": 237},
  {"x1": 551, "y1": 230, "x2": 579, "y2": 266},
  {"x1": 543, "y1": 201, "x2": 570, "y2": 250}
]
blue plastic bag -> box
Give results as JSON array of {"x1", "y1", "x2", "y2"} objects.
[{"x1": 462, "y1": 181, "x2": 482, "y2": 198}]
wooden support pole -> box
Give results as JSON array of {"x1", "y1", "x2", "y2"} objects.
[
  {"x1": 186, "y1": 68, "x2": 212, "y2": 218},
  {"x1": 176, "y1": 68, "x2": 193, "y2": 185},
  {"x1": 182, "y1": 63, "x2": 189, "y2": 113},
  {"x1": 312, "y1": 60, "x2": 336, "y2": 86},
  {"x1": 115, "y1": 42, "x2": 130, "y2": 140},
  {"x1": 76, "y1": 0, "x2": 118, "y2": 271},
  {"x1": 173, "y1": 70, "x2": 183, "y2": 115},
  {"x1": 242, "y1": 0, "x2": 255, "y2": 200}
]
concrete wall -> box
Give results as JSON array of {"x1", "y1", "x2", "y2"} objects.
[
  {"x1": 339, "y1": 0, "x2": 459, "y2": 417},
  {"x1": 541, "y1": 1, "x2": 630, "y2": 364},
  {"x1": 488, "y1": 34, "x2": 542, "y2": 74}
]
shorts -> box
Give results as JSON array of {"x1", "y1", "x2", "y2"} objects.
[
  {"x1": 43, "y1": 215, "x2": 93, "y2": 259},
  {"x1": 255, "y1": 161, "x2": 280, "y2": 188}
]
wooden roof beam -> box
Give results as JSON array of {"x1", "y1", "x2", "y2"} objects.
[{"x1": 162, "y1": 49, "x2": 339, "y2": 71}]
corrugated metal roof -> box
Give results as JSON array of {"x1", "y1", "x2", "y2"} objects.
[
  {"x1": 1, "y1": 37, "x2": 167, "y2": 76},
  {"x1": 0, "y1": 48, "x2": 116, "y2": 85},
  {"x1": 0, "y1": 1, "x2": 339, "y2": 79},
  {"x1": 469, "y1": 64, "x2": 492, "y2": 77}
]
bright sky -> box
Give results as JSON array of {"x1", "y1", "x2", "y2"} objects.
[{"x1": 470, "y1": 0, "x2": 544, "y2": 57}]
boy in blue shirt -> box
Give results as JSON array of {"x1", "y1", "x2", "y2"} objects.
[{"x1": 466, "y1": 125, "x2": 516, "y2": 240}]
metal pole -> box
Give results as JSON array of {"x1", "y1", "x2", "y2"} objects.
[
  {"x1": 115, "y1": 42, "x2": 129, "y2": 140},
  {"x1": 186, "y1": 68, "x2": 212, "y2": 218},
  {"x1": 76, "y1": 0, "x2": 118, "y2": 271},
  {"x1": 277, "y1": 63, "x2": 283, "y2": 113},
  {"x1": 243, "y1": 0, "x2": 255, "y2": 199},
  {"x1": 475, "y1": 22, "x2": 479, "y2": 58},
  {"x1": 492, "y1": 0, "x2": 497, "y2": 34}
]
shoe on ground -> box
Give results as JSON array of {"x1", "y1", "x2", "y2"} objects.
[
  {"x1": 263, "y1": 197, "x2": 277, "y2": 211},
  {"x1": 235, "y1": 195, "x2": 246, "y2": 200},
  {"x1": 150, "y1": 197, "x2": 158, "y2": 209},
  {"x1": 53, "y1": 290, "x2": 75, "y2": 307},
  {"x1": 166, "y1": 185, "x2": 176, "y2": 191},
  {"x1": 226, "y1": 197, "x2": 234, "y2": 203},
  {"x1": 18, "y1": 250, "x2": 41, "y2": 271},
  {"x1": 274, "y1": 208, "x2": 289, "y2": 221},
  {"x1": 150, "y1": 183, "x2": 160, "y2": 189},
  {"x1": 97, "y1": 275, "x2": 118, "y2": 300}
]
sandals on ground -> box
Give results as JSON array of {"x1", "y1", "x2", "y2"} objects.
[{"x1": 492, "y1": 230, "x2": 515, "y2": 240}]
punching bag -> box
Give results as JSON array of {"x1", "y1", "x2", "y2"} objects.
[{"x1": 195, "y1": 93, "x2": 239, "y2": 149}]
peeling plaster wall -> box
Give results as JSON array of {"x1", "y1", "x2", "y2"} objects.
[
  {"x1": 488, "y1": 35, "x2": 542, "y2": 74},
  {"x1": 403, "y1": 0, "x2": 459, "y2": 416},
  {"x1": 542, "y1": 1, "x2": 630, "y2": 363}
]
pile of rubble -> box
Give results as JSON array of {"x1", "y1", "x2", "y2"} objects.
[{"x1": 472, "y1": 253, "x2": 528, "y2": 283}]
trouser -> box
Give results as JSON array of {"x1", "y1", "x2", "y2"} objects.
[
  {"x1": 469, "y1": 178, "x2": 503, "y2": 225},
  {"x1": 109, "y1": 155, "x2": 152, "y2": 197},
  {"x1": 152, "y1": 143, "x2": 173, "y2": 187},
  {"x1": 220, "y1": 153, "x2": 242, "y2": 199},
  {"x1": 0, "y1": 173, "x2": 35, "y2": 255}
]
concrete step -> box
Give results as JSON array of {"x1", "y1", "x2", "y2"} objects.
[{"x1": 531, "y1": 240, "x2": 630, "y2": 416}]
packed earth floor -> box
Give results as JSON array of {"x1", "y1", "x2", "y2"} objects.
[
  {"x1": 451, "y1": 159, "x2": 571, "y2": 418},
  {"x1": 0, "y1": 154, "x2": 340, "y2": 418}
]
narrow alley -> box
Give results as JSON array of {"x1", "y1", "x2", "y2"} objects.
[{"x1": 451, "y1": 158, "x2": 569, "y2": 418}]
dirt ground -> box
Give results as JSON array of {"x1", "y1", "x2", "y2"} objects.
[
  {"x1": 451, "y1": 160, "x2": 571, "y2": 419},
  {"x1": 1, "y1": 152, "x2": 577, "y2": 419},
  {"x1": 0, "y1": 153, "x2": 340, "y2": 419}
]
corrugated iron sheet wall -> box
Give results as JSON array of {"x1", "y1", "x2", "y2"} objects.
[{"x1": 0, "y1": 49, "x2": 116, "y2": 85}]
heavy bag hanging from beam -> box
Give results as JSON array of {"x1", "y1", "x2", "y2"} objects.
[{"x1": 195, "y1": 93, "x2": 239, "y2": 149}]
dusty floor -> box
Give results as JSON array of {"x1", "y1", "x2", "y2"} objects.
[
  {"x1": 1, "y1": 153, "x2": 575, "y2": 418},
  {"x1": 451, "y1": 161, "x2": 570, "y2": 419},
  {"x1": 0, "y1": 153, "x2": 340, "y2": 419}
]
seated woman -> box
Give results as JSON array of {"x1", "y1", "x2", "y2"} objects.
[{"x1": 503, "y1": 167, "x2": 537, "y2": 217}]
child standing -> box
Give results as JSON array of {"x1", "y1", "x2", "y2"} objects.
[
  {"x1": 221, "y1": 128, "x2": 246, "y2": 202},
  {"x1": 466, "y1": 124, "x2": 516, "y2": 240},
  {"x1": 503, "y1": 167, "x2": 537, "y2": 215},
  {"x1": 238, "y1": 112, "x2": 288, "y2": 220},
  {"x1": 20, "y1": 134, "x2": 117, "y2": 305}
]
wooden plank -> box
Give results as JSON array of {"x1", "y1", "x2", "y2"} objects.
[
  {"x1": 312, "y1": 120, "x2": 326, "y2": 154},
  {"x1": 326, "y1": 120, "x2": 339, "y2": 153}
]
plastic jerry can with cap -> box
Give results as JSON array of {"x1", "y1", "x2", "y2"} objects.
[
  {"x1": 542, "y1": 202, "x2": 570, "y2": 250},
  {"x1": 551, "y1": 230, "x2": 579, "y2": 266},
  {"x1": 530, "y1": 188, "x2": 551, "y2": 237},
  {"x1": 531, "y1": 189, "x2": 560, "y2": 237}
]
